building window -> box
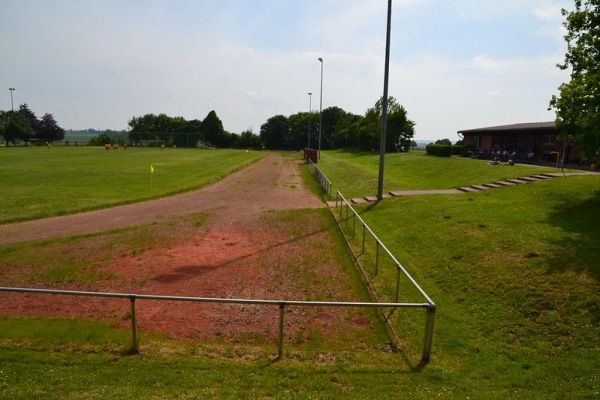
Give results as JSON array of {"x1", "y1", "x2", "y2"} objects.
[
  {"x1": 473, "y1": 135, "x2": 481, "y2": 148},
  {"x1": 542, "y1": 135, "x2": 556, "y2": 145}
]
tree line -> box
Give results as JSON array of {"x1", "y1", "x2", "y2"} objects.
[
  {"x1": 2, "y1": 96, "x2": 416, "y2": 153},
  {"x1": 0, "y1": 104, "x2": 65, "y2": 145},
  {"x1": 127, "y1": 110, "x2": 262, "y2": 149},
  {"x1": 126, "y1": 96, "x2": 415, "y2": 152},
  {"x1": 259, "y1": 96, "x2": 415, "y2": 151}
]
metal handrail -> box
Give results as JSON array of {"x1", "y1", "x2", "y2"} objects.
[
  {"x1": 0, "y1": 286, "x2": 433, "y2": 361},
  {"x1": 307, "y1": 159, "x2": 332, "y2": 198},
  {"x1": 332, "y1": 190, "x2": 436, "y2": 362},
  {"x1": 304, "y1": 159, "x2": 435, "y2": 362},
  {"x1": 335, "y1": 191, "x2": 435, "y2": 306}
]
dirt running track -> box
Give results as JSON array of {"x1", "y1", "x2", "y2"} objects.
[
  {"x1": 0, "y1": 153, "x2": 324, "y2": 244},
  {"x1": 0, "y1": 153, "x2": 374, "y2": 346}
]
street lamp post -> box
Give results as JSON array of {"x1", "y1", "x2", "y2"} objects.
[
  {"x1": 318, "y1": 57, "x2": 323, "y2": 160},
  {"x1": 307, "y1": 92, "x2": 312, "y2": 148},
  {"x1": 377, "y1": 0, "x2": 392, "y2": 201},
  {"x1": 9, "y1": 88, "x2": 15, "y2": 111}
]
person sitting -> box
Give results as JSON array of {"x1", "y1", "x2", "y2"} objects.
[{"x1": 488, "y1": 158, "x2": 500, "y2": 165}]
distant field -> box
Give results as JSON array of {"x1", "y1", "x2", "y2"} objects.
[{"x1": 0, "y1": 146, "x2": 265, "y2": 224}]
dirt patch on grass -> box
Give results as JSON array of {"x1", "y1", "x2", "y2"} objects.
[{"x1": 0, "y1": 153, "x2": 378, "y2": 347}]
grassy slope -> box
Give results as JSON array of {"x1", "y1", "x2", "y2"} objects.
[
  {"x1": 319, "y1": 149, "x2": 561, "y2": 198},
  {"x1": 0, "y1": 150, "x2": 599, "y2": 398},
  {"x1": 323, "y1": 150, "x2": 600, "y2": 398}
]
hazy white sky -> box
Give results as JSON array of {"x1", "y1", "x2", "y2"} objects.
[{"x1": 1, "y1": 0, "x2": 572, "y2": 141}]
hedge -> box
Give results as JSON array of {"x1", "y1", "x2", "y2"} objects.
[{"x1": 425, "y1": 144, "x2": 463, "y2": 157}]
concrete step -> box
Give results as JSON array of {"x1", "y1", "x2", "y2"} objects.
[
  {"x1": 505, "y1": 179, "x2": 528, "y2": 184},
  {"x1": 494, "y1": 181, "x2": 517, "y2": 186},
  {"x1": 351, "y1": 198, "x2": 370, "y2": 205},
  {"x1": 470, "y1": 185, "x2": 491, "y2": 191},
  {"x1": 482, "y1": 182, "x2": 503, "y2": 188},
  {"x1": 517, "y1": 176, "x2": 539, "y2": 182}
]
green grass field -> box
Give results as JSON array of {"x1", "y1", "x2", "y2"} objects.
[
  {"x1": 319, "y1": 149, "x2": 562, "y2": 198},
  {"x1": 1, "y1": 148, "x2": 599, "y2": 398},
  {"x1": 0, "y1": 146, "x2": 265, "y2": 224}
]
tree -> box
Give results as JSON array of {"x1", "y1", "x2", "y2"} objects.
[
  {"x1": 550, "y1": 0, "x2": 600, "y2": 160},
  {"x1": 37, "y1": 113, "x2": 65, "y2": 142},
  {"x1": 363, "y1": 96, "x2": 415, "y2": 151},
  {"x1": 287, "y1": 112, "x2": 312, "y2": 149},
  {"x1": 18, "y1": 104, "x2": 40, "y2": 134},
  {"x1": 128, "y1": 113, "x2": 189, "y2": 146},
  {"x1": 236, "y1": 129, "x2": 263, "y2": 149},
  {"x1": 333, "y1": 112, "x2": 364, "y2": 149},
  {"x1": 0, "y1": 111, "x2": 35, "y2": 145},
  {"x1": 260, "y1": 115, "x2": 289, "y2": 149},
  {"x1": 321, "y1": 106, "x2": 352, "y2": 150},
  {"x1": 199, "y1": 110, "x2": 228, "y2": 147},
  {"x1": 435, "y1": 138, "x2": 452, "y2": 145},
  {"x1": 183, "y1": 118, "x2": 202, "y2": 147},
  {"x1": 89, "y1": 132, "x2": 117, "y2": 145}
]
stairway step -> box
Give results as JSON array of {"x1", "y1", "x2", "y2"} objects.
[
  {"x1": 470, "y1": 185, "x2": 490, "y2": 191},
  {"x1": 505, "y1": 179, "x2": 528, "y2": 184},
  {"x1": 482, "y1": 183, "x2": 503, "y2": 188},
  {"x1": 494, "y1": 181, "x2": 516, "y2": 186}
]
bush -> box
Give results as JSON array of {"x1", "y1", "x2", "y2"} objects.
[{"x1": 426, "y1": 144, "x2": 453, "y2": 157}]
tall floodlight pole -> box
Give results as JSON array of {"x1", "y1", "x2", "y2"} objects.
[
  {"x1": 377, "y1": 0, "x2": 392, "y2": 201},
  {"x1": 308, "y1": 92, "x2": 312, "y2": 148},
  {"x1": 9, "y1": 88, "x2": 15, "y2": 111},
  {"x1": 318, "y1": 57, "x2": 323, "y2": 159}
]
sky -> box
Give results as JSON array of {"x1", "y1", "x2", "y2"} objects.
[{"x1": 0, "y1": 0, "x2": 573, "y2": 141}]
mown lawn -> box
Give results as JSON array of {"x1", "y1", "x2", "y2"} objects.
[{"x1": 0, "y1": 146, "x2": 265, "y2": 224}]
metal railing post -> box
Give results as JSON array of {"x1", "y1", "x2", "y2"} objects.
[
  {"x1": 278, "y1": 302, "x2": 285, "y2": 359},
  {"x1": 362, "y1": 223, "x2": 366, "y2": 255},
  {"x1": 345, "y1": 203, "x2": 349, "y2": 226},
  {"x1": 129, "y1": 295, "x2": 138, "y2": 354},
  {"x1": 375, "y1": 241, "x2": 380, "y2": 275},
  {"x1": 421, "y1": 305, "x2": 436, "y2": 363},
  {"x1": 395, "y1": 266, "x2": 401, "y2": 303},
  {"x1": 352, "y1": 212, "x2": 356, "y2": 238}
]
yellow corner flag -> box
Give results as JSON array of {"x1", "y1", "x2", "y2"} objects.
[{"x1": 150, "y1": 165, "x2": 155, "y2": 191}]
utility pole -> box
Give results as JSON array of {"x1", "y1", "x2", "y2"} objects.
[
  {"x1": 377, "y1": 0, "x2": 392, "y2": 201},
  {"x1": 9, "y1": 88, "x2": 15, "y2": 111}
]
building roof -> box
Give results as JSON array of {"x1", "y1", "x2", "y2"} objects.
[{"x1": 458, "y1": 121, "x2": 557, "y2": 135}]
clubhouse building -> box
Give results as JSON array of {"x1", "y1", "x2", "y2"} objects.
[{"x1": 457, "y1": 121, "x2": 582, "y2": 165}]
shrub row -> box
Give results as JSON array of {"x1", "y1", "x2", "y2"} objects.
[{"x1": 426, "y1": 144, "x2": 462, "y2": 157}]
